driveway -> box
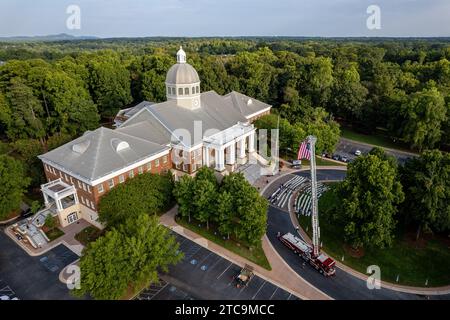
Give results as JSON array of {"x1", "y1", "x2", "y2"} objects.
[
  {"x1": 136, "y1": 232, "x2": 300, "y2": 300},
  {"x1": 333, "y1": 138, "x2": 416, "y2": 165},
  {"x1": 0, "y1": 231, "x2": 82, "y2": 300},
  {"x1": 265, "y1": 169, "x2": 450, "y2": 300}
]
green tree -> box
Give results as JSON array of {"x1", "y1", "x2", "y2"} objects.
[
  {"x1": 193, "y1": 167, "x2": 218, "y2": 229},
  {"x1": 399, "y1": 84, "x2": 447, "y2": 150},
  {"x1": 173, "y1": 174, "x2": 195, "y2": 222},
  {"x1": 401, "y1": 150, "x2": 450, "y2": 238},
  {"x1": 98, "y1": 172, "x2": 174, "y2": 228},
  {"x1": 335, "y1": 148, "x2": 404, "y2": 248},
  {"x1": 0, "y1": 155, "x2": 31, "y2": 219},
  {"x1": 74, "y1": 214, "x2": 183, "y2": 300}
]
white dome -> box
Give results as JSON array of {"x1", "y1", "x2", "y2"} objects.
[{"x1": 165, "y1": 63, "x2": 200, "y2": 85}]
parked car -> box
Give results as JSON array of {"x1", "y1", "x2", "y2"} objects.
[
  {"x1": 354, "y1": 150, "x2": 362, "y2": 156},
  {"x1": 332, "y1": 154, "x2": 340, "y2": 161},
  {"x1": 21, "y1": 209, "x2": 33, "y2": 218},
  {"x1": 291, "y1": 160, "x2": 301, "y2": 169},
  {"x1": 341, "y1": 156, "x2": 348, "y2": 163}
]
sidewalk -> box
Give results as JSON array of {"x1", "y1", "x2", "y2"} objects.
[{"x1": 160, "y1": 206, "x2": 331, "y2": 300}]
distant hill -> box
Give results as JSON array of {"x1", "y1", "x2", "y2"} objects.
[{"x1": 0, "y1": 33, "x2": 100, "y2": 42}]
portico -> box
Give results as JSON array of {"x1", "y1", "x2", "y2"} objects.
[{"x1": 203, "y1": 123, "x2": 256, "y2": 172}]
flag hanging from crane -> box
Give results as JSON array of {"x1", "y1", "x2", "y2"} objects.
[{"x1": 297, "y1": 139, "x2": 311, "y2": 160}]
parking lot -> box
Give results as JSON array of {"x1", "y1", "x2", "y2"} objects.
[
  {"x1": 0, "y1": 231, "x2": 81, "y2": 300},
  {"x1": 0, "y1": 279, "x2": 18, "y2": 300},
  {"x1": 135, "y1": 232, "x2": 299, "y2": 300},
  {"x1": 331, "y1": 138, "x2": 416, "y2": 164}
]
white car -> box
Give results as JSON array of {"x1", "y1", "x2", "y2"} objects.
[{"x1": 354, "y1": 150, "x2": 362, "y2": 156}]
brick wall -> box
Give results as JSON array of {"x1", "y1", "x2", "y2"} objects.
[{"x1": 43, "y1": 151, "x2": 172, "y2": 212}]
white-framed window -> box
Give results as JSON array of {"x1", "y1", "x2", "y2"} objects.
[
  {"x1": 192, "y1": 87, "x2": 196, "y2": 94},
  {"x1": 87, "y1": 185, "x2": 91, "y2": 193},
  {"x1": 183, "y1": 164, "x2": 189, "y2": 172},
  {"x1": 108, "y1": 179, "x2": 114, "y2": 189},
  {"x1": 82, "y1": 183, "x2": 87, "y2": 191},
  {"x1": 163, "y1": 155, "x2": 168, "y2": 163},
  {"x1": 119, "y1": 175, "x2": 125, "y2": 183},
  {"x1": 155, "y1": 159, "x2": 160, "y2": 167},
  {"x1": 90, "y1": 201, "x2": 95, "y2": 210},
  {"x1": 98, "y1": 184, "x2": 104, "y2": 193},
  {"x1": 138, "y1": 166, "x2": 143, "y2": 174},
  {"x1": 184, "y1": 87, "x2": 189, "y2": 95},
  {"x1": 147, "y1": 162, "x2": 152, "y2": 171},
  {"x1": 80, "y1": 196, "x2": 85, "y2": 205},
  {"x1": 64, "y1": 174, "x2": 68, "y2": 181},
  {"x1": 129, "y1": 170, "x2": 134, "y2": 178},
  {"x1": 167, "y1": 87, "x2": 171, "y2": 95},
  {"x1": 70, "y1": 177, "x2": 73, "y2": 184},
  {"x1": 78, "y1": 181, "x2": 82, "y2": 189},
  {"x1": 196, "y1": 86, "x2": 200, "y2": 93},
  {"x1": 178, "y1": 87, "x2": 183, "y2": 95},
  {"x1": 59, "y1": 171, "x2": 62, "y2": 178}
]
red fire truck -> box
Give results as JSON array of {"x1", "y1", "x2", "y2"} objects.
[{"x1": 278, "y1": 232, "x2": 336, "y2": 277}]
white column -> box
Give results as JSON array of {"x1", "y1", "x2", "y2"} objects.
[
  {"x1": 238, "y1": 138, "x2": 246, "y2": 159},
  {"x1": 43, "y1": 192, "x2": 49, "y2": 206},
  {"x1": 248, "y1": 132, "x2": 255, "y2": 153},
  {"x1": 215, "y1": 147, "x2": 225, "y2": 171},
  {"x1": 56, "y1": 199, "x2": 63, "y2": 212},
  {"x1": 227, "y1": 143, "x2": 236, "y2": 165},
  {"x1": 205, "y1": 146, "x2": 210, "y2": 167}
]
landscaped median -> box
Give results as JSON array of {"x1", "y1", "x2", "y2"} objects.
[{"x1": 177, "y1": 216, "x2": 271, "y2": 270}]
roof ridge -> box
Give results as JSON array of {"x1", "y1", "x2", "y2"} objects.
[{"x1": 90, "y1": 126, "x2": 105, "y2": 180}]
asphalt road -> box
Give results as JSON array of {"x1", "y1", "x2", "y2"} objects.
[
  {"x1": 136, "y1": 232, "x2": 300, "y2": 300},
  {"x1": 333, "y1": 138, "x2": 416, "y2": 165},
  {"x1": 0, "y1": 231, "x2": 81, "y2": 300},
  {"x1": 265, "y1": 169, "x2": 450, "y2": 300}
]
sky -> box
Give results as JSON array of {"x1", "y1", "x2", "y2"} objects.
[{"x1": 0, "y1": 0, "x2": 449, "y2": 38}]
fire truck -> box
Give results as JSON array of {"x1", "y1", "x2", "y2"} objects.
[
  {"x1": 277, "y1": 135, "x2": 336, "y2": 277},
  {"x1": 278, "y1": 232, "x2": 336, "y2": 276}
]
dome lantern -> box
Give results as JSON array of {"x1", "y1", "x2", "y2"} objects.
[{"x1": 165, "y1": 45, "x2": 201, "y2": 110}]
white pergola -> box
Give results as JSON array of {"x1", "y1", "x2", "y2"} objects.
[
  {"x1": 41, "y1": 178, "x2": 79, "y2": 212},
  {"x1": 203, "y1": 122, "x2": 256, "y2": 172}
]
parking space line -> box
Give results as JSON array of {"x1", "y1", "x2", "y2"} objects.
[
  {"x1": 252, "y1": 281, "x2": 266, "y2": 300},
  {"x1": 268, "y1": 287, "x2": 278, "y2": 300},
  {"x1": 287, "y1": 293, "x2": 292, "y2": 300},
  {"x1": 207, "y1": 256, "x2": 223, "y2": 271},
  {"x1": 196, "y1": 252, "x2": 212, "y2": 267},
  {"x1": 216, "y1": 262, "x2": 233, "y2": 279}
]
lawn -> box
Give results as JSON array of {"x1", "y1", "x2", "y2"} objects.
[
  {"x1": 340, "y1": 127, "x2": 415, "y2": 153},
  {"x1": 298, "y1": 190, "x2": 450, "y2": 287},
  {"x1": 75, "y1": 226, "x2": 104, "y2": 246},
  {"x1": 177, "y1": 217, "x2": 272, "y2": 270},
  {"x1": 44, "y1": 227, "x2": 64, "y2": 242},
  {"x1": 301, "y1": 156, "x2": 346, "y2": 167}
]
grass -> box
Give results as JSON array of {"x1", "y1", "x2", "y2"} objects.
[
  {"x1": 75, "y1": 226, "x2": 104, "y2": 246},
  {"x1": 340, "y1": 127, "x2": 416, "y2": 153},
  {"x1": 44, "y1": 227, "x2": 64, "y2": 242},
  {"x1": 302, "y1": 156, "x2": 346, "y2": 167},
  {"x1": 297, "y1": 189, "x2": 450, "y2": 287},
  {"x1": 177, "y1": 217, "x2": 272, "y2": 270}
]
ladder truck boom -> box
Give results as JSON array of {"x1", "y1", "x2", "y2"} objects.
[{"x1": 277, "y1": 135, "x2": 336, "y2": 277}]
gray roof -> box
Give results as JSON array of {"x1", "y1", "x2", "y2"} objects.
[
  {"x1": 147, "y1": 91, "x2": 248, "y2": 146},
  {"x1": 224, "y1": 91, "x2": 271, "y2": 118},
  {"x1": 38, "y1": 127, "x2": 169, "y2": 182},
  {"x1": 166, "y1": 62, "x2": 200, "y2": 84},
  {"x1": 117, "y1": 116, "x2": 171, "y2": 146}
]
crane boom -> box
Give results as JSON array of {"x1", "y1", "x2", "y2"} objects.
[{"x1": 307, "y1": 135, "x2": 320, "y2": 257}]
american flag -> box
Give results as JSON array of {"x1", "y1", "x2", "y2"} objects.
[{"x1": 297, "y1": 140, "x2": 311, "y2": 160}]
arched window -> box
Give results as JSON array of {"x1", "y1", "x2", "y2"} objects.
[
  {"x1": 185, "y1": 87, "x2": 189, "y2": 95},
  {"x1": 178, "y1": 87, "x2": 183, "y2": 95}
]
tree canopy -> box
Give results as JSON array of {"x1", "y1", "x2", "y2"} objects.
[{"x1": 74, "y1": 214, "x2": 182, "y2": 300}]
